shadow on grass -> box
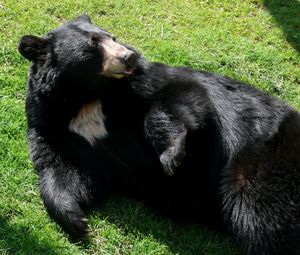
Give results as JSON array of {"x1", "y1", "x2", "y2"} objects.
[
  {"x1": 264, "y1": 0, "x2": 300, "y2": 53},
  {"x1": 0, "y1": 217, "x2": 58, "y2": 255},
  {"x1": 96, "y1": 197, "x2": 242, "y2": 255}
]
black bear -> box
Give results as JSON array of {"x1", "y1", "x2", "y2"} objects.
[{"x1": 18, "y1": 15, "x2": 300, "y2": 255}]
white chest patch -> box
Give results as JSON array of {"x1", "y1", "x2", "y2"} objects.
[{"x1": 69, "y1": 100, "x2": 108, "y2": 146}]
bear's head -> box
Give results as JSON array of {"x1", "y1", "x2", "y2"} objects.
[{"x1": 18, "y1": 14, "x2": 138, "y2": 81}]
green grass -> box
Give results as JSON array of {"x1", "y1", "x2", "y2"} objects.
[{"x1": 0, "y1": 0, "x2": 299, "y2": 254}]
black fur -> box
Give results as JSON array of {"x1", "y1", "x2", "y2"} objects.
[{"x1": 18, "y1": 15, "x2": 300, "y2": 254}]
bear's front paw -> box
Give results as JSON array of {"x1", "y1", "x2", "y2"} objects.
[
  {"x1": 58, "y1": 210, "x2": 90, "y2": 243},
  {"x1": 72, "y1": 217, "x2": 90, "y2": 243},
  {"x1": 160, "y1": 146, "x2": 186, "y2": 176}
]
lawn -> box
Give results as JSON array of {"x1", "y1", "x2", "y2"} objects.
[{"x1": 0, "y1": 0, "x2": 299, "y2": 254}]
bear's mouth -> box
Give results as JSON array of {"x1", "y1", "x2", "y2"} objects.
[
  {"x1": 114, "y1": 69, "x2": 133, "y2": 75},
  {"x1": 111, "y1": 68, "x2": 134, "y2": 77},
  {"x1": 101, "y1": 67, "x2": 134, "y2": 79}
]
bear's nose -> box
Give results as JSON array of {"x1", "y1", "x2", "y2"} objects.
[{"x1": 121, "y1": 52, "x2": 137, "y2": 68}]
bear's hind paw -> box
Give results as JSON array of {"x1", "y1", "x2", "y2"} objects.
[{"x1": 160, "y1": 147, "x2": 186, "y2": 176}]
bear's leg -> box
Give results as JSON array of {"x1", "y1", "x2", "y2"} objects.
[
  {"x1": 221, "y1": 146, "x2": 300, "y2": 255},
  {"x1": 39, "y1": 166, "x2": 93, "y2": 242},
  {"x1": 159, "y1": 131, "x2": 187, "y2": 176},
  {"x1": 29, "y1": 129, "x2": 112, "y2": 241},
  {"x1": 145, "y1": 106, "x2": 187, "y2": 176}
]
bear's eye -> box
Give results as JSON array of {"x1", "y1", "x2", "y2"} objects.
[
  {"x1": 90, "y1": 33, "x2": 100, "y2": 47},
  {"x1": 112, "y1": 36, "x2": 116, "y2": 42}
]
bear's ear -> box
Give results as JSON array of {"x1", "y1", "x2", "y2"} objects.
[
  {"x1": 18, "y1": 35, "x2": 49, "y2": 61},
  {"x1": 75, "y1": 14, "x2": 92, "y2": 24}
]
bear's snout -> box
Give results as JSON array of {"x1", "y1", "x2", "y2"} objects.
[
  {"x1": 101, "y1": 38, "x2": 137, "y2": 78},
  {"x1": 120, "y1": 51, "x2": 137, "y2": 69}
]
